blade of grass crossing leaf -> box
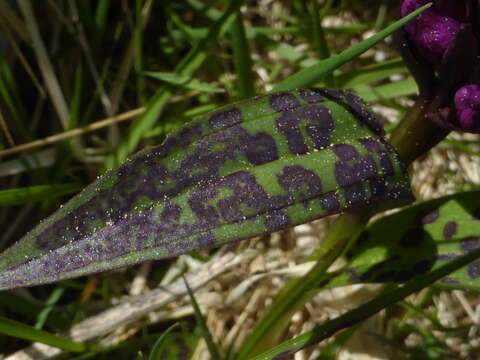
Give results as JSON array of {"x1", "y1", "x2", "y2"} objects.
[
  {"x1": 0, "y1": 293, "x2": 66, "y2": 328},
  {"x1": 251, "y1": 247, "x2": 480, "y2": 360},
  {"x1": 144, "y1": 72, "x2": 224, "y2": 93},
  {"x1": 18, "y1": 0, "x2": 70, "y2": 129},
  {"x1": 272, "y1": 3, "x2": 432, "y2": 92},
  {"x1": 0, "y1": 316, "x2": 85, "y2": 352},
  {"x1": 0, "y1": 183, "x2": 81, "y2": 207},
  {"x1": 35, "y1": 287, "x2": 65, "y2": 330},
  {"x1": 231, "y1": 10, "x2": 255, "y2": 99},
  {"x1": 183, "y1": 277, "x2": 222, "y2": 360},
  {"x1": 135, "y1": 0, "x2": 146, "y2": 103},
  {"x1": 148, "y1": 323, "x2": 180, "y2": 360},
  {"x1": 105, "y1": 0, "x2": 245, "y2": 169},
  {"x1": 335, "y1": 57, "x2": 407, "y2": 89},
  {"x1": 356, "y1": 77, "x2": 418, "y2": 102},
  {"x1": 94, "y1": 0, "x2": 111, "y2": 38},
  {"x1": 309, "y1": 0, "x2": 333, "y2": 87}
]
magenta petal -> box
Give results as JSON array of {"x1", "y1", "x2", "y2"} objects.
[
  {"x1": 455, "y1": 84, "x2": 480, "y2": 110},
  {"x1": 413, "y1": 12, "x2": 461, "y2": 62},
  {"x1": 455, "y1": 85, "x2": 480, "y2": 133},
  {"x1": 458, "y1": 109, "x2": 480, "y2": 132}
]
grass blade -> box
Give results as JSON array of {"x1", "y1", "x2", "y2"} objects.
[
  {"x1": 0, "y1": 183, "x2": 81, "y2": 207},
  {"x1": 272, "y1": 3, "x2": 431, "y2": 92},
  {"x1": 0, "y1": 316, "x2": 85, "y2": 352},
  {"x1": 184, "y1": 277, "x2": 222, "y2": 360}
]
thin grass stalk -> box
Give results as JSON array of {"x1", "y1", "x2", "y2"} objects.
[
  {"x1": 309, "y1": 0, "x2": 333, "y2": 87},
  {"x1": 134, "y1": 0, "x2": 146, "y2": 104},
  {"x1": 17, "y1": 0, "x2": 70, "y2": 130},
  {"x1": 231, "y1": 10, "x2": 255, "y2": 99}
]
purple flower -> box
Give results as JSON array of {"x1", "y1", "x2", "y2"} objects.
[
  {"x1": 454, "y1": 84, "x2": 480, "y2": 133},
  {"x1": 401, "y1": 0, "x2": 461, "y2": 63}
]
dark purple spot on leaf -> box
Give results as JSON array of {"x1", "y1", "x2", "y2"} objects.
[
  {"x1": 269, "y1": 92, "x2": 301, "y2": 112},
  {"x1": 299, "y1": 89, "x2": 324, "y2": 103},
  {"x1": 217, "y1": 171, "x2": 271, "y2": 222},
  {"x1": 442, "y1": 277, "x2": 460, "y2": 284},
  {"x1": 313, "y1": 89, "x2": 384, "y2": 135},
  {"x1": 318, "y1": 192, "x2": 340, "y2": 212},
  {"x1": 344, "y1": 183, "x2": 367, "y2": 206},
  {"x1": 244, "y1": 132, "x2": 279, "y2": 165},
  {"x1": 468, "y1": 261, "x2": 480, "y2": 279},
  {"x1": 209, "y1": 107, "x2": 243, "y2": 129},
  {"x1": 437, "y1": 253, "x2": 458, "y2": 261},
  {"x1": 460, "y1": 236, "x2": 480, "y2": 254},
  {"x1": 277, "y1": 165, "x2": 323, "y2": 203},
  {"x1": 359, "y1": 137, "x2": 382, "y2": 152},
  {"x1": 194, "y1": 232, "x2": 216, "y2": 249},
  {"x1": 420, "y1": 208, "x2": 440, "y2": 224},
  {"x1": 443, "y1": 221, "x2": 458, "y2": 239},
  {"x1": 264, "y1": 210, "x2": 291, "y2": 232},
  {"x1": 369, "y1": 178, "x2": 387, "y2": 198},
  {"x1": 333, "y1": 144, "x2": 359, "y2": 161},
  {"x1": 275, "y1": 105, "x2": 334, "y2": 155}
]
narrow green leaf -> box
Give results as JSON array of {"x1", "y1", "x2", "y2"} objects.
[
  {"x1": 231, "y1": 10, "x2": 255, "y2": 99},
  {"x1": 272, "y1": 3, "x2": 431, "y2": 92},
  {"x1": 184, "y1": 277, "x2": 222, "y2": 360},
  {"x1": 144, "y1": 72, "x2": 224, "y2": 93},
  {"x1": 335, "y1": 58, "x2": 408, "y2": 89},
  {"x1": 147, "y1": 323, "x2": 179, "y2": 360},
  {"x1": 356, "y1": 77, "x2": 418, "y2": 102},
  {"x1": 0, "y1": 316, "x2": 85, "y2": 352},
  {"x1": 0, "y1": 183, "x2": 82, "y2": 207},
  {"x1": 0, "y1": 89, "x2": 412, "y2": 290}
]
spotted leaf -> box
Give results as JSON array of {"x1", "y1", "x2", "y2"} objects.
[
  {"x1": 0, "y1": 88, "x2": 413, "y2": 290},
  {"x1": 331, "y1": 191, "x2": 480, "y2": 287}
]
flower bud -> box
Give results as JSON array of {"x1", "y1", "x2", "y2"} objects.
[
  {"x1": 401, "y1": 0, "x2": 461, "y2": 63},
  {"x1": 454, "y1": 84, "x2": 480, "y2": 133}
]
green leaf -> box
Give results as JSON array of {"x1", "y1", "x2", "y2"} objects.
[
  {"x1": 0, "y1": 183, "x2": 82, "y2": 207},
  {"x1": 144, "y1": 72, "x2": 224, "y2": 93},
  {"x1": 335, "y1": 58, "x2": 408, "y2": 89},
  {"x1": 0, "y1": 88, "x2": 412, "y2": 290},
  {"x1": 184, "y1": 277, "x2": 222, "y2": 360},
  {"x1": 147, "y1": 323, "x2": 180, "y2": 360},
  {"x1": 272, "y1": 3, "x2": 431, "y2": 92},
  {"x1": 331, "y1": 191, "x2": 480, "y2": 288},
  {"x1": 0, "y1": 316, "x2": 85, "y2": 352},
  {"x1": 251, "y1": 245, "x2": 480, "y2": 360}
]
